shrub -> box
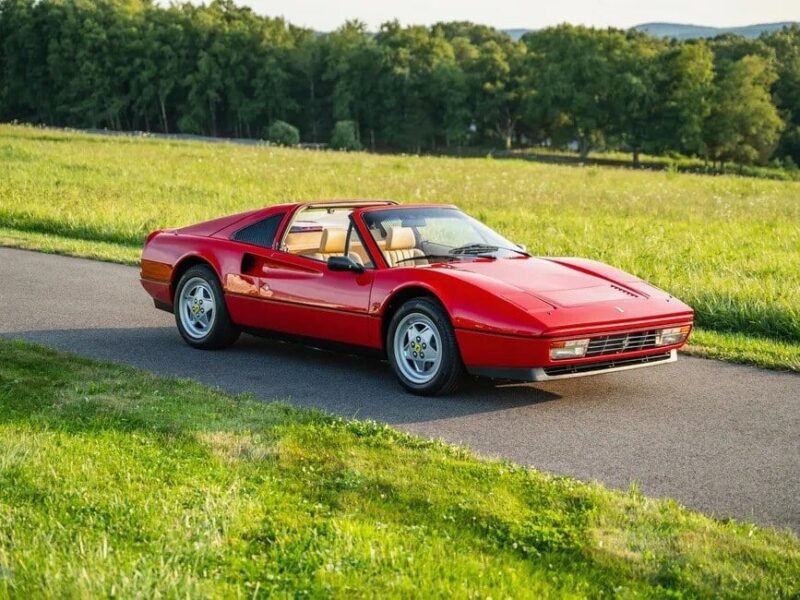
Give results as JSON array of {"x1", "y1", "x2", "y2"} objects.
[
  {"x1": 265, "y1": 121, "x2": 299, "y2": 146},
  {"x1": 329, "y1": 120, "x2": 361, "y2": 151}
]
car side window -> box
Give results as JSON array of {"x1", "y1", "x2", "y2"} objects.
[
  {"x1": 232, "y1": 213, "x2": 285, "y2": 248},
  {"x1": 280, "y1": 207, "x2": 362, "y2": 264},
  {"x1": 346, "y1": 224, "x2": 375, "y2": 269}
]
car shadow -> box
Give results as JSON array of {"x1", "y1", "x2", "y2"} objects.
[{"x1": 5, "y1": 327, "x2": 571, "y2": 424}]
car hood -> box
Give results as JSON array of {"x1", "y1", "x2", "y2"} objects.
[
  {"x1": 437, "y1": 257, "x2": 641, "y2": 304},
  {"x1": 429, "y1": 256, "x2": 693, "y2": 334}
]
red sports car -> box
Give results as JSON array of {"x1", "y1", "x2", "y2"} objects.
[{"x1": 140, "y1": 200, "x2": 693, "y2": 395}]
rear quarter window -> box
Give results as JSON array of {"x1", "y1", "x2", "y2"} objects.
[{"x1": 232, "y1": 213, "x2": 285, "y2": 248}]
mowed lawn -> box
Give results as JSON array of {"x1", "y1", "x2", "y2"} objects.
[
  {"x1": 0, "y1": 339, "x2": 798, "y2": 597},
  {"x1": 1, "y1": 124, "x2": 799, "y2": 369}
]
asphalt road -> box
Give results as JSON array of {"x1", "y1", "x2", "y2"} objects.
[{"x1": 1, "y1": 247, "x2": 798, "y2": 532}]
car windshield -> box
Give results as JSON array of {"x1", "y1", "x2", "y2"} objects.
[{"x1": 362, "y1": 207, "x2": 525, "y2": 268}]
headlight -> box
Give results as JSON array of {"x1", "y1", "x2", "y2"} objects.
[
  {"x1": 655, "y1": 326, "x2": 691, "y2": 346},
  {"x1": 550, "y1": 338, "x2": 589, "y2": 360}
]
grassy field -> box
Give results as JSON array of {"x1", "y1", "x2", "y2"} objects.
[
  {"x1": 1, "y1": 124, "x2": 799, "y2": 369},
  {"x1": 506, "y1": 147, "x2": 800, "y2": 182},
  {"x1": 0, "y1": 339, "x2": 798, "y2": 597}
]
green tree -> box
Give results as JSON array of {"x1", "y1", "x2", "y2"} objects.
[
  {"x1": 469, "y1": 39, "x2": 525, "y2": 149},
  {"x1": 0, "y1": 1, "x2": 792, "y2": 167},
  {"x1": 291, "y1": 28, "x2": 328, "y2": 143},
  {"x1": 651, "y1": 41, "x2": 715, "y2": 157},
  {"x1": 0, "y1": 0, "x2": 50, "y2": 123},
  {"x1": 329, "y1": 120, "x2": 361, "y2": 150},
  {"x1": 611, "y1": 33, "x2": 664, "y2": 165},
  {"x1": 375, "y1": 21, "x2": 460, "y2": 152},
  {"x1": 704, "y1": 55, "x2": 783, "y2": 166},
  {"x1": 523, "y1": 26, "x2": 627, "y2": 158},
  {"x1": 266, "y1": 119, "x2": 299, "y2": 146},
  {"x1": 440, "y1": 23, "x2": 523, "y2": 148},
  {"x1": 763, "y1": 25, "x2": 800, "y2": 164},
  {"x1": 324, "y1": 21, "x2": 382, "y2": 149}
]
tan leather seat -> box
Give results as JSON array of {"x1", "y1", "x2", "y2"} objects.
[
  {"x1": 309, "y1": 228, "x2": 347, "y2": 261},
  {"x1": 283, "y1": 230, "x2": 323, "y2": 254},
  {"x1": 305, "y1": 229, "x2": 363, "y2": 266},
  {"x1": 383, "y1": 226, "x2": 426, "y2": 267}
]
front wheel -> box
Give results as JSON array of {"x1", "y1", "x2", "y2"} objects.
[
  {"x1": 387, "y1": 298, "x2": 464, "y2": 395},
  {"x1": 174, "y1": 265, "x2": 240, "y2": 350}
]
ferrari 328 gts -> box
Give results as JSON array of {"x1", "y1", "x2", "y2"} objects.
[{"x1": 140, "y1": 200, "x2": 693, "y2": 395}]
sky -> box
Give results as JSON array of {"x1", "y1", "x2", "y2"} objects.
[{"x1": 225, "y1": 0, "x2": 800, "y2": 31}]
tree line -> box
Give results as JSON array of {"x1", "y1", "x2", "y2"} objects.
[{"x1": 1, "y1": 0, "x2": 798, "y2": 167}]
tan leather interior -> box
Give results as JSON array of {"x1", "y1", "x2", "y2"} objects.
[
  {"x1": 283, "y1": 222, "x2": 425, "y2": 268},
  {"x1": 283, "y1": 230, "x2": 323, "y2": 254},
  {"x1": 283, "y1": 227, "x2": 367, "y2": 266},
  {"x1": 383, "y1": 226, "x2": 426, "y2": 267},
  {"x1": 386, "y1": 226, "x2": 415, "y2": 250},
  {"x1": 347, "y1": 239, "x2": 370, "y2": 266},
  {"x1": 309, "y1": 228, "x2": 347, "y2": 261},
  {"x1": 322, "y1": 229, "x2": 347, "y2": 253}
]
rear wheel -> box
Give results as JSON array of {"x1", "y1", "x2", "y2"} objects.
[
  {"x1": 174, "y1": 265, "x2": 240, "y2": 349},
  {"x1": 387, "y1": 298, "x2": 464, "y2": 395}
]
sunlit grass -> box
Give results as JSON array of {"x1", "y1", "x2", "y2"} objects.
[
  {"x1": 1, "y1": 339, "x2": 798, "y2": 597},
  {"x1": 685, "y1": 329, "x2": 800, "y2": 371},
  {"x1": 1, "y1": 124, "x2": 798, "y2": 366},
  {"x1": 0, "y1": 227, "x2": 139, "y2": 263}
]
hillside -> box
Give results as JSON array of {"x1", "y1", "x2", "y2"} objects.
[
  {"x1": 503, "y1": 22, "x2": 797, "y2": 40},
  {"x1": 633, "y1": 22, "x2": 797, "y2": 39}
]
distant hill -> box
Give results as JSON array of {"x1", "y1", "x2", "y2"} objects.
[
  {"x1": 502, "y1": 29, "x2": 535, "y2": 40},
  {"x1": 633, "y1": 22, "x2": 797, "y2": 39},
  {"x1": 502, "y1": 22, "x2": 797, "y2": 41}
]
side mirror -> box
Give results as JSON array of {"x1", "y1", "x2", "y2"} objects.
[{"x1": 327, "y1": 255, "x2": 365, "y2": 274}]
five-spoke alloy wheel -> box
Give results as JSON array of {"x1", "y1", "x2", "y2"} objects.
[
  {"x1": 387, "y1": 297, "x2": 464, "y2": 395},
  {"x1": 174, "y1": 265, "x2": 240, "y2": 350},
  {"x1": 179, "y1": 277, "x2": 217, "y2": 339}
]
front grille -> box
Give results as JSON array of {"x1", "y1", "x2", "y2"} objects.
[
  {"x1": 585, "y1": 329, "x2": 658, "y2": 357},
  {"x1": 544, "y1": 352, "x2": 672, "y2": 377}
]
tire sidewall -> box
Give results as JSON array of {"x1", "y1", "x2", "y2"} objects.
[
  {"x1": 174, "y1": 265, "x2": 237, "y2": 349},
  {"x1": 387, "y1": 298, "x2": 462, "y2": 395}
]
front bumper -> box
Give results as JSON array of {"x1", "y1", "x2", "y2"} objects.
[
  {"x1": 467, "y1": 349, "x2": 676, "y2": 382},
  {"x1": 457, "y1": 321, "x2": 690, "y2": 383}
]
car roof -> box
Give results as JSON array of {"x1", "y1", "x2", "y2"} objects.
[
  {"x1": 267, "y1": 200, "x2": 458, "y2": 212},
  {"x1": 290, "y1": 199, "x2": 397, "y2": 210},
  {"x1": 354, "y1": 203, "x2": 458, "y2": 215}
]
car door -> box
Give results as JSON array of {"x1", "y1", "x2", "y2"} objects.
[{"x1": 227, "y1": 231, "x2": 376, "y2": 348}]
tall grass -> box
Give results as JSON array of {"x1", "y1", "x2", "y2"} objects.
[{"x1": 1, "y1": 124, "x2": 798, "y2": 344}]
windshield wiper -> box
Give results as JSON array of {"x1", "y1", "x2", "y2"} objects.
[
  {"x1": 449, "y1": 243, "x2": 530, "y2": 257},
  {"x1": 394, "y1": 254, "x2": 464, "y2": 265}
]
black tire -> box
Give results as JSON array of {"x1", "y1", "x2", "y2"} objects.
[
  {"x1": 386, "y1": 297, "x2": 464, "y2": 396},
  {"x1": 173, "y1": 264, "x2": 240, "y2": 350}
]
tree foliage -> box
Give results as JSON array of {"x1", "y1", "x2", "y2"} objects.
[
  {"x1": 704, "y1": 55, "x2": 783, "y2": 165},
  {"x1": 0, "y1": 0, "x2": 797, "y2": 166},
  {"x1": 266, "y1": 120, "x2": 299, "y2": 146},
  {"x1": 329, "y1": 120, "x2": 361, "y2": 150}
]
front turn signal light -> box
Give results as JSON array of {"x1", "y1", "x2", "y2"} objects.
[
  {"x1": 655, "y1": 326, "x2": 691, "y2": 346},
  {"x1": 550, "y1": 338, "x2": 590, "y2": 360}
]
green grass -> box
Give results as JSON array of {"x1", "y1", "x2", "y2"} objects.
[
  {"x1": 0, "y1": 338, "x2": 798, "y2": 597},
  {"x1": 0, "y1": 226, "x2": 139, "y2": 264},
  {"x1": 509, "y1": 147, "x2": 800, "y2": 181},
  {"x1": 1, "y1": 124, "x2": 799, "y2": 370},
  {"x1": 685, "y1": 329, "x2": 800, "y2": 371}
]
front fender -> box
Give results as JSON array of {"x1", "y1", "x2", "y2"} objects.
[{"x1": 370, "y1": 266, "x2": 553, "y2": 338}]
